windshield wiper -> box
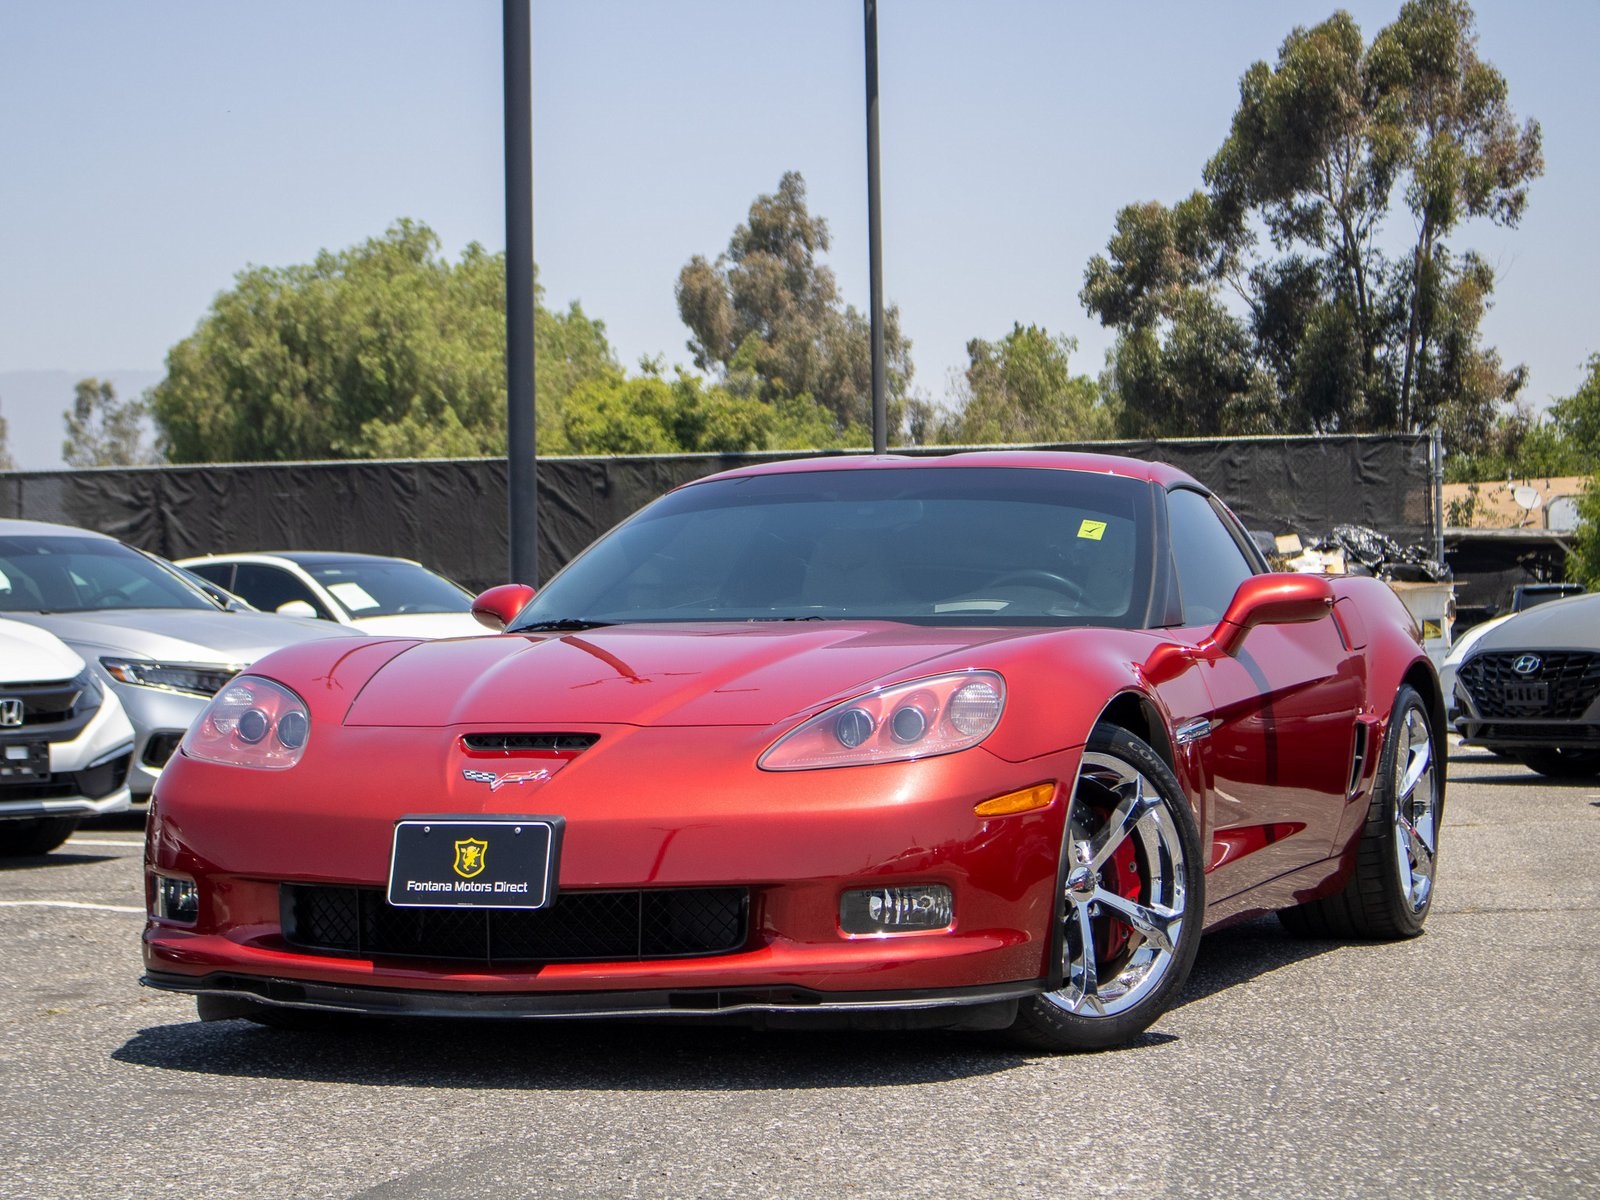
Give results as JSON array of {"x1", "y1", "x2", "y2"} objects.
[{"x1": 513, "y1": 618, "x2": 614, "y2": 633}]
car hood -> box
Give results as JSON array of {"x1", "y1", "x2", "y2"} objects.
[
  {"x1": 0, "y1": 619, "x2": 85, "y2": 682},
  {"x1": 342, "y1": 622, "x2": 1047, "y2": 728},
  {"x1": 1471, "y1": 594, "x2": 1600, "y2": 655},
  {"x1": 10, "y1": 609, "x2": 366, "y2": 667},
  {"x1": 352, "y1": 612, "x2": 488, "y2": 639}
]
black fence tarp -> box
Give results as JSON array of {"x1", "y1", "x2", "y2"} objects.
[{"x1": 0, "y1": 434, "x2": 1434, "y2": 594}]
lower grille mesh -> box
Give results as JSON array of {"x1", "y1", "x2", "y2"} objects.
[{"x1": 280, "y1": 884, "x2": 749, "y2": 964}]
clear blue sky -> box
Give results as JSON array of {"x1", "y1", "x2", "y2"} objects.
[{"x1": 2, "y1": 1, "x2": 1594, "y2": 469}]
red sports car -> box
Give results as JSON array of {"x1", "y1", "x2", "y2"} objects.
[{"x1": 142, "y1": 452, "x2": 1443, "y2": 1050}]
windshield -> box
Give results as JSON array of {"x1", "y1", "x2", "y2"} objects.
[
  {"x1": 303, "y1": 559, "x2": 471, "y2": 619},
  {"x1": 513, "y1": 466, "x2": 1157, "y2": 629},
  {"x1": 0, "y1": 535, "x2": 218, "y2": 613}
]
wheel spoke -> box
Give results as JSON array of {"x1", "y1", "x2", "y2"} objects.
[
  {"x1": 1070, "y1": 902, "x2": 1105, "y2": 1014},
  {"x1": 1094, "y1": 889, "x2": 1179, "y2": 954},
  {"x1": 1397, "y1": 809, "x2": 1435, "y2": 876},
  {"x1": 1398, "y1": 718, "x2": 1432, "y2": 802},
  {"x1": 1089, "y1": 777, "x2": 1158, "y2": 872}
]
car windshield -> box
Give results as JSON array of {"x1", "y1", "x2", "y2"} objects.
[
  {"x1": 303, "y1": 559, "x2": 471, "y2": 619},
  {"x1": 0, "y1": 535, "x2": 217, "y2": 613},
  {"x1": 513, "y1": 466, "x2": 1157, "y2": 629}
]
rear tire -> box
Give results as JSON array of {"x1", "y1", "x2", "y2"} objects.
[
  {"x1": 1517, "y1": 748, "x2": 1600, "y2": 779},
  {"x1": 1279, "y1": 683, "x2": 1441, "y2": 939},
  {"x1": 1006, "y1": 725, "x2": 1203, "y2": 1052},
  {"x1": 0, "y1": 816, "x2": 81, "y2": 856}
]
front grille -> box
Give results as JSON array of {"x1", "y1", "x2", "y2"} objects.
[
  {"x1": 1459, "y1": 652, "x2": 1600, "y2": 720},
  {"x1": 281, "y1": 884, "x2": 749, "y2": 964},
  {"x1": 0, "y1": 679, "x2": 87, "y2": 728},
  {"x1": 1466, "y1": 722, "x2": 1600, "y2": 747}
]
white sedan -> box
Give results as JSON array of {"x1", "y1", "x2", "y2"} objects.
[{"x1": 177, "y1": 551, "x2": 484, "y2": 639}]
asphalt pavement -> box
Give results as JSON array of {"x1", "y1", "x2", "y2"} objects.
[{"x1": 1, "y1": 743, "x2": 1595, "y2": 1199}]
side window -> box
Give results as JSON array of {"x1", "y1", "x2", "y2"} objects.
[
  {"x1": 186, "y1": 563, "x2": 235, "y2": 590},
  {"x1": 232, "y1": 564, "x2": 334, "y2": 620},
  {"x1": 1167, "y1": 488, "x2": 1255, "y2": 626}
]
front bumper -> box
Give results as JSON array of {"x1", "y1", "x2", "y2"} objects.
[{"x1": 143, "y1": 969, "x2": 1036, "y2": 1028}]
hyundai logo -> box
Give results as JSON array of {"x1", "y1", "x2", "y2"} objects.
[
  {"x1": 1512, "y1": 654, "x2": 1543, "y2": 675},
  {"x1": 0, "y1": 698, "x2": 23, "y2": 728}
]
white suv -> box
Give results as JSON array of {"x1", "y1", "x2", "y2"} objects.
[{"x1": 0, "y1": 617, "x2": 135, "y2": 855}]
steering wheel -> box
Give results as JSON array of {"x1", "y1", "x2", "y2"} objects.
[
  {"x1": 988, "y1": 570, "x2": 1087, "y2": 605},
  {"x1": 85, "y1": 586, "x2": 137, "y2": 608}
]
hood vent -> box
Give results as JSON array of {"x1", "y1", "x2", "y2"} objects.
[{"x1": 461, "y1": 732, "x2": 599, "y2": 754}]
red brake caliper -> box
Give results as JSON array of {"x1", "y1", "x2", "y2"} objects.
[{"x1": 1095, "y1": 820, "x2": 1144, "y2": 965}]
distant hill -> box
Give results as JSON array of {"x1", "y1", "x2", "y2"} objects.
[{"x1": 0, "y1": 369, "x2": 163, "y2": 471}]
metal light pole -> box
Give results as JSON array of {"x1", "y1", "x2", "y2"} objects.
[
  {"x1": 864, "y1": 0, "x2": 887, "y2": 454},
  {"x1": 504, "y1": 0, "x2": 538, "y2": 584}
]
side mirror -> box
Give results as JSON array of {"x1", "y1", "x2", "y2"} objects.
[
  {"x1": 275, "y1": 600, "x2": 320, "y2": 619},
  {"x1": 1206, "y1": 573, "x2": 1335, "y2": 657},
  {"x1": 1142, "y1": 574, "x2": 1334, "y2": 683},
  {"x1": 471, "y1": 583, "x2": 538, "y2": 632}
]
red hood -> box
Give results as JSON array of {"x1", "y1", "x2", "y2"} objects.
[{"x1": 342, "y1": 622, "x2": 1036, "y2": 728}]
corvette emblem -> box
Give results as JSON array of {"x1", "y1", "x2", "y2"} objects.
[
  {"x1": 462, "y1": 767, "x2": 553, "y2": 792},
  {"x1": 453, "y1": 838, "x2": 488, "y2": 879},
  {"x1": 1512, "y1": 654, "x2": 1543, "y2": 675},
  {"x1": 0, "y1": 699, "x2": 22, "y2": 728}
]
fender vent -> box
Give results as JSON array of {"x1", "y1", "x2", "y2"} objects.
[
  {"x1": 461, "y1": 732, "x2": 599, "y2": 753},
  {"x1": 1347, "y1": 722, "x2": 1371, "y2": 799}
]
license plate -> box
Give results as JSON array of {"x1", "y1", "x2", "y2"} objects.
[
  {"x1": 0, "y1": 741, "x2": 49, "y2": 781},
  {"x1": 1503, "y1": 682, "x2": 1548, "y2": 708},
  {"x1": 388, "y1": 816, "x2": 562, "y2": 909}
]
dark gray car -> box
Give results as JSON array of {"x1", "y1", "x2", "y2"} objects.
[
  {"x1": 1452, "y1": 591, "x2": 1600, "y2": 777},
  {"x1": 0, "y1": 519, "x2": 367, "y2": 801}
]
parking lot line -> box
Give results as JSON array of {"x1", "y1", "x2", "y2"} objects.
[
  {"x1": 66, "y1": 838, "x2": 144, "y2": 848},
  {"x1": 0, "y1": 900, "x2": 143, "y2": 914}
]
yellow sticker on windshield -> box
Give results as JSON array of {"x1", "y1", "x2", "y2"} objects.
[{"x1": 1077, "y1": 519, "x2": 1107, "y2": 541}]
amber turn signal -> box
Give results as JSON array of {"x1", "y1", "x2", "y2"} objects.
[{"x1": 974, "y1": 783, "x2": 1056, "y2": 817}]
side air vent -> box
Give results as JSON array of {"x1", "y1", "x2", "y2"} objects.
[
  {"x1": 460, "y1": 732, "x2": 599, "y2": 753},
  {"x1": 1346, "y1": 722, "x2": 1371, "y2": 800}
]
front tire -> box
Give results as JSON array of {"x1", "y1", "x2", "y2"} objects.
[
  {"x1": 0, "y1": 816, "x2": 81, "y2": 856},
  {"x1": 1518, "y1": 748, "x2": 1600, "y2": 779},
  {"x1": 1279, "y1": 683, "x2": 1442, "y2": 939},
  {"x1": 1006, "y1": 725, "x2": 1203, "y2": 1052}
]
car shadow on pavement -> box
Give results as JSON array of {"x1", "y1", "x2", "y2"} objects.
[
  {"x1": 113, "y1": 1015, "x2": 1038, "y2": 1090},
  {"x1": 0, "y1": 851, "x2": 124, "y2": 870},
  {"x1": 1176, "y1": 914, "x2": 1341, "y2": 1009}
]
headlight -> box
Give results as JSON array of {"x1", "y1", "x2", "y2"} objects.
[
  {"x1": 759, "y1": 671, "x2": 1005, "y2": 771},
  {"x1": 181, "y1": 676, "x2": 310, "y2": 770},
  {"x1": 101, "y1": 657, "x2": 242, "y2": 697}
]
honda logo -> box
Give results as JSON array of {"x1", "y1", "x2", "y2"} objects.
[
  {"x1": 1512, "y1": 654, "x2": 1543, "y2": 676},
  {"x1": 0, "y1": 698, "x2": 23, "y2": 728}
]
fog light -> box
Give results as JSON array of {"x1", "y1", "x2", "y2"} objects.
[
  {"x1": 156, "y1": 876, "x2": 200, "y2": 923},
  {"x1": 840, "y1": 884, "x2": 953, "y2": 934}
]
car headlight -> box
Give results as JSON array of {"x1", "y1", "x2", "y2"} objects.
[
  {"x1": 101, "y1": 658, "x2": 242, "y2": 697},
  {"x1": 181, "y1": 676, "x2": 310, "y2": 770},
  {"x1": 759, "y1": 671, "x2": 1005, "y2": 771}
]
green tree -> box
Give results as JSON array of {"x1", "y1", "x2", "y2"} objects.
[
  {"x1": 149, "y1": 220, "x2": 618, "y2": 462},
  {"x1": 553, "y1": 367, "x2": 864, "y2": 456},
  {"x1": 63, "y1": 379, "x2": 162, "y2": 468},
  {"x1": 947, "y1": 324, "x2": 1116, "y2": 444},
  {"x1": 676, "y1": 172, "x2": 913, "y2": 438},
  {"x1": 1084, "y1": 2, "x2": 1541, "y2": 450}
]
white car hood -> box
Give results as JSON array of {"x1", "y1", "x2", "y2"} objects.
[
  {"x1": 351, "y1": 611, "x2": 488, "y2": 639},
  {"x1": 8, "y1": 608, "x2": 365, "y2": 666},
  {"x1": 0, "y1": 617, "x2": 86, "y2": 683}
]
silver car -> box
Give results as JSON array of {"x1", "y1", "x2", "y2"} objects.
[
  {"x1": 0, "y1": 519, "x2": 367, "y2": 801},
  {"x1": 1451, "y1": 591, "x2": 1600, "y2": 777}
]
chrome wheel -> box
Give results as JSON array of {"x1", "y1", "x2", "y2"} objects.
[
  {"x1": 1044, "y1": 749, "x2": 1191, "y2": 1019},
  {"x1": 1390, "y1": 703, "x2": 1439, "y2": 914}
]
